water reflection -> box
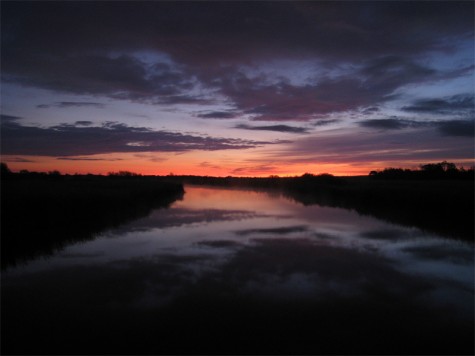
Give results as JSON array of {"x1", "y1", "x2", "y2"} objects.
[
  {"x1": 1, "y1": 181, "x2": 184, "y2": 269},
  {"x1": 2, "y1": 186, "x2": 473, "y2": 354}
]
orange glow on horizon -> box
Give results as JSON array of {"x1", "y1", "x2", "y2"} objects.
[{"x1": 3, "y1": 154, "x2": 474, "y2": 177}]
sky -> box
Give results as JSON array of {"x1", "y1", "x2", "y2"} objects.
[{"x1": 1, "y1": 1, "x2": 474, "y2": 176}]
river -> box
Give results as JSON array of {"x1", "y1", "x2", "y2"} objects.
[{"x1": 2, "y1": 185, "x2": 474, "y2": 354}]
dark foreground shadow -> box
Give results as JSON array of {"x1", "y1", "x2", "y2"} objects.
[
  {"x1": 1, "y1": 176, "x2": 184, "y2": 269},
  {"x1": 2, "y1": 238, "x2": 473, "y2": 355}
]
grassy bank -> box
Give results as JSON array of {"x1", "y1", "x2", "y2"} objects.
[{"x1": 1, "y1": 175, "x2": 184, "y2": 269}]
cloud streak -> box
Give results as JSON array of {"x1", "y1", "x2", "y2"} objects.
[
  {"x1": 1, "y1": 114, "x2": 22, "y2": 122},
  {"x1": 359, "y1": 118, "x2": 475, "y2": 137},
  {"x1": 236, "y1": 124, "x2": 309, "y2": 134},
  {"x1": 359, "y1": 119, "x2": 425, "y2": 130},
  {"x1": 266, "y1": 127, "x2": 474, "y2": 167},
  {"x1": 37, "y1": 102, "x2": 106, "y2": 109},
  {"x1": 197, "y1": 111, "x2": 239, "y2": 119},
  {"x1": 437, "y1": 120, "x2": 474, "y2": 137},
  {"x1": 402, "y1": 94, "x2": 474, "y2": 115},
  {"x1": 235, "y1": 225, "x2": 309, "y2": 236},
  {"x1": 1, "y1": 120, "x2": 274, "y2": 156},
  {"x1": 56, "y1": 157, "x2": 123, "y2": 161}
]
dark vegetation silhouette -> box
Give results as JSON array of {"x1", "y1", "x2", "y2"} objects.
[
  {"x1": 1, "y1": 165, "x2": 184, "y2": 269},
  {"x1": 1, "y1": 161, "x2": 473, "y2": 268},
  {"x1": 369, "y1": 160, "x2": 474, "y2": 180},
  {"x1": 281, "y1": 172, "x2": 474, "y2": 240}
]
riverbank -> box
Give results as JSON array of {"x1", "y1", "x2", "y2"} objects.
[
  {"x1": 281, "y1": 176, "x2": 474, "y2": 240},
  {"x1": 1, "y1": 175, "x2": 184, "y2": 269},
  {"x1": 171, "y1": 174, "x2": 474, "y2": 240}
]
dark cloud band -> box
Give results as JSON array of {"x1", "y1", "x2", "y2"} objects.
[
  {"x1": 1, "y1": 120, "x2": 273, "y2": 156},
  {"x1": 359, "y1": 118, "x2": 475, "y2": 137},
  {"x1": 236, "y1": 124, "x2": 308, "y2": 134}
]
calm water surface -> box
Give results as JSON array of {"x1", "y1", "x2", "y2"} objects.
[{"x1": 3, "y1": 186, "x2": 474, "y2": 354}]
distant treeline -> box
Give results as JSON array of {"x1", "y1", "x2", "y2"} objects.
[
  {"x1": 369, "y1": 161, "x2": 474, "y2": 180},
  {"x1": 1, "y1": 163, "x2": 147, "y2": 180},
  {"x1": 2, "y1": 161, "x2": 473, "y2": 181}
]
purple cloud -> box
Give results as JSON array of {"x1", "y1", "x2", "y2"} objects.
[
  {"x1": 197, "y1": 111, "x2": 239, "y2": 119},
  {"x1": 56, "y1": 157, "x2": 123, "y2": 161},
  {"x1": 359, "y1": 118, "x2": 475, "y2": 137},
  {"x1": 266, "y1": 127, "x2": 474, "y2": 166},
  {"x1": 4, "y1": 157, "x2": 35, "y2": 163},
  {"x1": 359, "y1": 119, "x2": 423, "y2": 130},
  {"x1": 1, "y1": 114, "x2": 22, "y2": 122},
  {"x1": 236, "y1": 124, "x2": 308, "y2": 134},
  {"x1": 205, "y1": 56, "x2": 440, "y2": 122},
  {"x1": 437, "y1": 120, "x2": 474, "y2": 137},
  {"x1": 313, "y1": 119, "x2": 340, "y2": 127},
  {"x1": 401, "y1": 94, "x2": 474, "y2": 115},
  {"x1": 1, "y1": 120, "x2": 275, "y2": 156},
  {"x1": 37, "y1": 102, "x2": 105, "y2": 109},
  {"x1": 75, "y1": 121, "x2": 94, "y2": 126},
  {"x1": 2, "y1": 2, "x2": 472, "y2": 116}
]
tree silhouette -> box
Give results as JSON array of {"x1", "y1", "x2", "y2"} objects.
[
  {"x1": 1, "y1": 162, "x2": 12, "y2": 177},
  {"x1": 420, "y1": 161, "x2": 457, "y2": 173},
  {"x1": 369, "y1": 161, "x2": 473, "y2": 180}
]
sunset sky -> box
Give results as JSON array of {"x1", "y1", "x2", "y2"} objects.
[{"x1": 1, "y1": 1, "x2": 474, "y2": 176}]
